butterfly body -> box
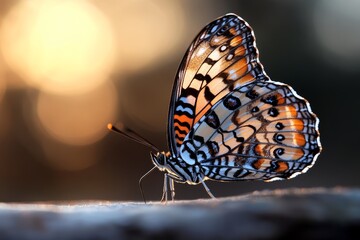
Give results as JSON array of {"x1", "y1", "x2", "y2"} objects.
[
  {"x1": 151, "y1": 151, "x2": 203, "y2": 185},
  {"x1": 150, "y1": 13, "x2": 321, "y2": 200}
]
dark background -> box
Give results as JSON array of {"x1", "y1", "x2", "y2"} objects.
[{"x1": 0, "y1": 0, "x2": 359, "y2": 202}]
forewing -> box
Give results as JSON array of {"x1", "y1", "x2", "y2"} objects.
[
  {"x1": 180, "y1": 81, "x2": 321, "y2": 181},
  {"x1": 168, "y1": 13, "x2": 269, "y2": 156}
]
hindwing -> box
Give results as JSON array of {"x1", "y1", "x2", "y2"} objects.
[{"x1": 179, "y1": 81, "x2": 321, "y2": 181}]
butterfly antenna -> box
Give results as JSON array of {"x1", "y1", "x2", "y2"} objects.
[
  {"x1": 107, "y1": 123, "x2": 159, "y2": 152},
  {"x1": 139, "y1": 166, "x2": 157, "y2": 204}
]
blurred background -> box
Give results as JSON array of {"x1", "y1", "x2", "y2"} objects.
[{"x1": 0, "y1": 0, "x2": 358, "y2": 202}]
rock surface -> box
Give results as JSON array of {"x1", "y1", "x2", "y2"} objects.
[{"x1": 0, "y1": 188, "x2": 359, "y2": 240}]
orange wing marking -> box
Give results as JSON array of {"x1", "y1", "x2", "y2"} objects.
[
  {"x1": 276, "y1": 161, "x2": 289, "y2": 173},
  {"x1": 230, "y1": 35, "x2": 243, "y2": 47}
]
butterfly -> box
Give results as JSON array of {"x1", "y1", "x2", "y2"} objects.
[{"x1": 109, "y1": 13, "x2": 321, "y2": 202}]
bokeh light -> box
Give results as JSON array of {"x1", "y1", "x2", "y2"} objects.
[
  {"x1": 313, "y1": 0, "x2": 360, "y2": 71},
  {"x1": 0, "y1": 0, "x2": 116, "y2": 94},
  {"x1": 36, "y1": 80, "x2": 118, "y2": 146},
  {"x1": 93, "y1": 0, "x2": 186, "y2": 72}
]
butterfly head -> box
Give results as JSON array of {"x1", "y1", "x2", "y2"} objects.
[{"x1": 150, "y1": 151, "x2": 168, "y2": 171}]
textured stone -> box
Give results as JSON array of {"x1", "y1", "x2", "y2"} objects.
[{"x1": 0, "y1": 187, "x2": 359, "y2": 240}]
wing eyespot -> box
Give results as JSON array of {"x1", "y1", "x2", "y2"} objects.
[
  {"x1": 274, "y1": 148, "x2": 285, "y2": 158},
  {"x1": 275, "y1": 122, "x2": 285, "y2": 130},
  {"x1": 273, "y1": 133, "x2": 285, "y2": 143},
  {"x1": 268, "y1": 107, "x2": 279, "y2": 117},
  {"x1": 223, "y1": 95, "x2": 241, "y2": 110},
  {"x1": 246, "y1": 89, "x2": 259, "y2": 100},
  {"x1": 251, "y1": 106, "x2": 260, "y2": 113}
]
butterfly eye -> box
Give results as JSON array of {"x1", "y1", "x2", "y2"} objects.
[{"x1": 151, "y1": 152, "x2": 165, "y2": 166}]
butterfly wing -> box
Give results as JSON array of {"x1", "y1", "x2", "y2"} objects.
[
  {"x1": 168, "y1": 13, "x2": 269, "y2": 157},
  {"x1": 169, "y1": 13, "x2": 321, "y2": 181},
  {"x1": 180, "y1": 81, "x2": 321, "y2": 181}
]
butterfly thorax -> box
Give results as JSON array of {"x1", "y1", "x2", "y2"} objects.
[{"x1": 150, "y1": 151, "x2": 203, "y2": 185}]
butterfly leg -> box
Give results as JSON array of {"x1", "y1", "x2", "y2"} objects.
[
  {"x1": 169, "y1": 178, "x2": 175, "y2": 201},
  {"x1": 200, "y1": 178, "x2": 216, "y2": 199},
  {"x1": 160, "y1": 174, "x2": 169, "y2": 203}
]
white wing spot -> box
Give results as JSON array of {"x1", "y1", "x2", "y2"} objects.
[
  {"x1": 226, "y1": 54, "x2": 234, "y2": 61},
  {"x1": 220, "y1": 45, "x2": 227, "y2": 52},
  {"x1": 197, "y1": 47, "x2": 206, "y2": 56}
]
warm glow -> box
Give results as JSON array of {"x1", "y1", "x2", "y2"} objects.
[
  {"x1": 94, "y1": 0, "x2": 186, "y2": 71},
  {"x1": 36, "y1": 81, "x2": 118, "y2": 145},
  {"x1": 0, "y1": 0, "x2": 116, "y2": 94}
]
